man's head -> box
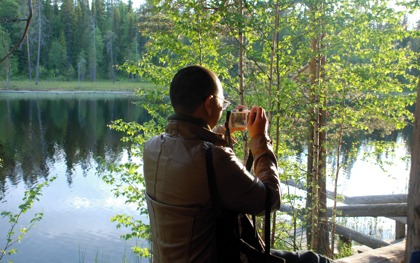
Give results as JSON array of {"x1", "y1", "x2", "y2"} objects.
[
  {"x1": 170, "y1": 65, "x2": 227, "y2": 128},
  {"x1": 170, "y1": 65, "x2": 220, "y2": 112}
]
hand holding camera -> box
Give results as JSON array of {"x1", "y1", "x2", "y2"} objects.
[
  {"x1": 229, "y1": 106, "x2": 268, "y2": 138},
  {"x1": 247, "y1": 106, "x2": 267, "y2": 138}
]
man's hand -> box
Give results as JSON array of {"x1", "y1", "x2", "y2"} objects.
[{"x1": 247, "y1": 106, "x2": 268, "y2": 139}]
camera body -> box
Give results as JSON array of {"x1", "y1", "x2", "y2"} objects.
[{"x1": 229, "y1": 109, "x2": 250, "y2": 129}]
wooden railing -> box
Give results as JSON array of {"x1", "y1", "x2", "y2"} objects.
[{"x1": 280, "y1": 180, "x2": 408, "y2": 262}]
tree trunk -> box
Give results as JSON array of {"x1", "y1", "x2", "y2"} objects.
[
  {"x1": 91, "y1": 16, "x2": 97, "y2": 81},
  {"x1": 405, "y1": 75, "x2": 420, "y2": 262},
  {"x1": 271, "y1": 0, "x2": 281, "y2": 247},
  {"x1": 318, "y1": 49, "x2": 329, "y2": 256},
  {"x1": 304, "y1": 0, "x2": 330, "y2": 254},
  {"x1": 307, "y1": 30, "x2": 330, "y2": 256},
  {"x1": 26, "y1": 36, "x2": 32, "y2": 80},
  {"x1": 307, "y1": 36, "x2": 319, "y2": 251},
  {"x1": 237, "y1": 0, "x2": 249, "y2": 162},
  {"x1": 110, "y1": 45, "x2": 114, "y2": 83},
  {"x1": 35, "y1": 0, "x2": 42, "y2": 85},
  {"x1": 238, "y1": 0, "x2": 244, "y2": 106},
  {"x1": 306, "y1": 110, "x2": 315, "y2": 249},
  {"x1": 5, "y1": 59, "x2": 10, "y2": 88}
]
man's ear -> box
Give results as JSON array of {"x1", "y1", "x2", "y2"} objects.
[{"x1": 204, "y1": 95, "x2": 213, "y2": 115}]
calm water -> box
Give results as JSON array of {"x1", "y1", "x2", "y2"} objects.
[
  {"x1": 0, "y1": 91, "x2": 412, "y2": 262},
  {"x1": 0, "y1": 91, "x2": 149, "y2": 263}
]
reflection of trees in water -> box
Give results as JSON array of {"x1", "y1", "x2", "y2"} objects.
[
  {"x1": 1, "y1": 96, "x2": 412, "y2": 198},
  {"x1": 0, "y1": 96, "x2": 149, "y2": 198}
]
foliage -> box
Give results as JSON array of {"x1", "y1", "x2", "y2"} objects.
[
  {"x1": 99, "y1": 159, "x2": 151, "y2": 259},
  {"x1": 99, "y1": 0, "x2": 420, "y2": 257},
  {"x1": 0, "y1": 177, "x2": 55, "y2": 262},
  {"x1": 335, "y1": 237, "x2": 353, "y2": 259},
  {"x1": 97, "y1": 85, "x2": 170, "y2": 258},
  {"x1": 0, "y1": 0, "x2": 140, "y2": 81}
]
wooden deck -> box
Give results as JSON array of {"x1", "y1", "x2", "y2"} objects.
[{"x1": 335, "y1": 240, "x2": 405, "y2": 263}]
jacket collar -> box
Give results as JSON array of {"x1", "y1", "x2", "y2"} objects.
[{"x1": 168, "y1": 113, "x2": 208, "y2": 128}]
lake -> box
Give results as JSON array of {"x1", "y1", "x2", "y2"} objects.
[
  {"x1": 0, "y1": 91, "x2": 149, "y2": 262},
  {"x1": 0, "y1": 91, "x2": 411, "y2": 262}
]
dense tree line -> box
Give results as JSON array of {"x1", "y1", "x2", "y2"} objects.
[{"x1": 0, "y1": 0, "x2": 143, "y2": 82}]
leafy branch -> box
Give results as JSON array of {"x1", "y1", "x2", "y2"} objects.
[{"x1": 0, "y1": 177, "x2": 56, "y2": 261}]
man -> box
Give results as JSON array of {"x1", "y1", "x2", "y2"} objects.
[{"x1": 143, "y1": 65, "x2": 332, "y2": 263}]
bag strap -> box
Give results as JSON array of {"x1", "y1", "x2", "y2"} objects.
[
  {"x1": 264, "y1": 185, "x2": 272, "y2": 256},
  {"x1": 245, "y1": 148, "x2": 272, "y2": 255},
  {"x1": 205, "y1": 145, "x2": 219, "y2": 206}
]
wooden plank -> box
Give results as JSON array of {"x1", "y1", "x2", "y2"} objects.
[
  {"x1": 280, "y1": 205, "x2": 391, "y2": 248},
  {"x1": 333, "y1": 224, "x2": 390, "y2": 249},
  {"x1": 335, "y1": 240, "x2": 405, "y2": 263},
  {"x1": 283, "y1": 180, "x2": 407, "y2": 205},
  {"x1": 344, "y1": 194, "x2": 407, "y2": 205},
  {"x1": 327, "y1": 203, "x2": 407, "y2": 217}
]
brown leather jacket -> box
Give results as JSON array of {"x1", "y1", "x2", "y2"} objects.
[{"x1": 143, "y1": 114, "x2": 281, "y2": 263}]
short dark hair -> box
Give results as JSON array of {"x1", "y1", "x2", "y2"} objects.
[{"x1": 170, "y1": 65, "x2": 219, "y2": 113}]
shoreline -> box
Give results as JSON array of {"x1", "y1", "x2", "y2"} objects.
[
  {"x1": 0, "y1": 89, "x2": 136, "y2": 94},
  {"x1": 0, "y1": 89, "x2": 139, "y2": 100},
  {"x1": 0, "y1": 80, "x2": 151, "y2": 93}
]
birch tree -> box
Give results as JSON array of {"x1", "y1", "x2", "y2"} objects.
[{"x1": 406, "y1": 74, "x2": 420, "y2": 263}]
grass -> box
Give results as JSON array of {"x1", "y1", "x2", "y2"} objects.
[{"x1": 0, "y1": 80, "x2": 157, "y2": 92}]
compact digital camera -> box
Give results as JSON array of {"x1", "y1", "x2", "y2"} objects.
[{"x1": 229, "y1": 108, "x2": 250, "y2": 129}]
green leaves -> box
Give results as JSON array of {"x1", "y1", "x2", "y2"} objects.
[
  {"x1": 0, "y1": 177, "x2": 55, "y2": 261},
  {"x1": 103, "y1": 0, "x2": 420, "y2": 257}
]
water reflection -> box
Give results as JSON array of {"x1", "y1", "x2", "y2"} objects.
[
  {"x1": 0, "y1": 92, "x2": 149, "y2": 262},
  {"x1": 0, "y1": 92, "x2": 148, "y2": 194}
]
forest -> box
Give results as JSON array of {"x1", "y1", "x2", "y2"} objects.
[
  {"x1": 0, "y1": 0, "x2": 419, "y2": 84},
  {"x1": 2, "y1": 0, "x2": 420, "y2": 261},
  {"x1": 0, "y1": 0, "x2": 143, "y2": 82}
]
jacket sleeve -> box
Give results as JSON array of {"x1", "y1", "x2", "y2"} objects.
[{"x1": 211, "y1": 134, "x2": 281, "y2": 214}]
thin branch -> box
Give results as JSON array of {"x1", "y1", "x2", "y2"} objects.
[{"x1": 0, "y1": 0, "x2": 33, "y2": 65}]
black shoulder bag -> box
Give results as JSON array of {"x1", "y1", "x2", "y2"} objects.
[{"x1": 205, "y1": 145, "x2": 285, "y2": 263}]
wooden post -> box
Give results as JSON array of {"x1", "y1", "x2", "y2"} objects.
[{"x1": 395, "y1": 221, "x2": 406, "y2": 240}]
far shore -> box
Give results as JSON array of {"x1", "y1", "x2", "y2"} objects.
[
  {"x1": 0, "y1": 89, "x2": 135, "y2": 94},
  {"x1": 0, "y1": 80, "x2": 157, "y2": 93}
]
